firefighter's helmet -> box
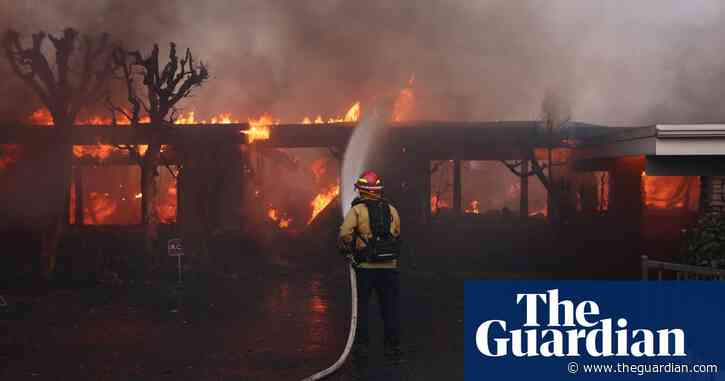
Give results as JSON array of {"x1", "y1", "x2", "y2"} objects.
[{"x1": 354, "y1": 170, "x2": 383, "y2": 192}]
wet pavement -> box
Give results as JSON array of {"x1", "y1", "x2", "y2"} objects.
[
  {"x1": 0, "y1": 219, "x2": 640, "y2": 380},
  {"x1": 0, "y1": 254, "x2": 467, "y2": 380}
]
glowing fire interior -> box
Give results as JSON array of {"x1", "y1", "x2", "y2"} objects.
[
  {"x1": 12, "y1": 83, "x2": 702, "y2": 230},
  {"x1": 18, "y1": 99, "x2": 373, "y2": 227},
  {"x1": 641, "y1": 172, "x2": 700, "y2": 211}
]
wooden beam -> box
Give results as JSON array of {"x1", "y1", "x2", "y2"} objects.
[{"x1": 0, "y1": 121, "x2": 563, "y2": 154}]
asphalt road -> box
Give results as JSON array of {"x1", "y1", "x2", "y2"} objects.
[
  {"x1": 0, "y1": 254, "x2": 466, "y2": 380},
  {"x1": 0, "y1": 217, "x2": 643, "y2": 380}
]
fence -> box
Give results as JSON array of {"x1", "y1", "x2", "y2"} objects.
[{"x1": 641, "y1": 255, "x2": 725, "y2": 280}]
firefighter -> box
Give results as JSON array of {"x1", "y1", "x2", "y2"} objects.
[{"x1": 339, "y1": 170, "x2": 404, "y2": 369}]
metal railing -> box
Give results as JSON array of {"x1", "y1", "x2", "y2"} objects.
[{"x1": 641, "y1": 255, "x2": 725, "y2": 280}]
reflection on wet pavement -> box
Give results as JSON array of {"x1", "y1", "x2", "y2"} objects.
[
  {"x1": 2, "y1": 255, "x2": 467, "y2": 380},
  {"x1": 263, "y1": 276, "x2": 336, "y2": 354}
]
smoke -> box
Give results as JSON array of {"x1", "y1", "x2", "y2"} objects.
[{"x1": 3, "y1": 1, "x2": 725, "y2": 125}]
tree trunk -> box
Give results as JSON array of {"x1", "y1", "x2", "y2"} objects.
[
  {"x1": 140, "y1": 144, "x2": 161, "y2": 267},
  {"x1": 520, "y1": 159, "x2": 529, "y2": 219},
  {"x1": 40, "y1": 138, "x2": 73, "y2": 279}
]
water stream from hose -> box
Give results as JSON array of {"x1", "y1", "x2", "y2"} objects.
[{"x1": 341, "y1": 111, "x2": 387, "y2": 215}]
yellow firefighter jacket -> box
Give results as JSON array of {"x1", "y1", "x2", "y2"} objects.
[{"x1": 338, "y1": 198, "x2": 401, "y2": 269}]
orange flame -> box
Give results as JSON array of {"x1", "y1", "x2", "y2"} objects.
[
  {"x1": 642, "y1": 173, "x2": 698, "y2": 210},
  {"x1": 174, "y1": 111, "x2": 197, "y2": 125},
  {"x1": 28, "y1": 108, "x2": 53, "y2": 125},
  {"x1": 27, "y1": 108, "x2": 143, "y2": 160},
  {"x1": 464, "y1": 200, "x2": 480, "y2": 214},
  {"x1": 243, "y1": 115, "x2": 275, "y2": 143},
  {"x1": 302, "y1": 102, "x2": 360, "y2": 124},
  {"x1": 393, "y1": 75, "x2": 415, "y2": 122},
  {"x1": 155, "y1": 184, "x2": 177, "y2": 223},
  {"x1": 430, "y1": 194, "x2": 450, "y2": 215},
  {"x1": 344, "y1": 102, "x2": 361, "y2": 122},
  {"x1": 393, "y1": 89, "x2": 414, "y2": 122},
  {"x1": 25, "y1": 89, "x2": 414, "y2": 229},
  {"x1": 267, "y1": 207, "x2": 292, "y2": 229},
  {"x1": 84, "y1": 192, "x2": 118, "y2": 225},
  {"x1": 309, "y1": 184, "x2": 340, "y2": 224},
  {"x1": 310, "y1": 158, "x2": 328, "y2": 183}
]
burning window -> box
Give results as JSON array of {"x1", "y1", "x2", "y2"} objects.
[
  {"x1": 463, "y1": 161, "x2": 547, "y2": 216},
  {"x1": 430, "y1": 160, "x2": 453, "y2": 215},
  {"x1": 69, "y1": 165, "x2": 178, "y2": 225},
  {"x1": 156, "y1": 167, "x2": 178, "y2": 224},
  {"x1": 463, "y1": 161, "x2": 522, "y2": 214},
  {"x1": 70, "y1": 166, "x2": 142, "y2": 225},
  {"x1": 430, "y1": 160, "x2": 548, "y2": 217},
  {"x1": 641, "y1": 174, "x2": 700, "y2": 211},
  {"x1": 244, "y1": 148, "x2": 340, "y2": 232}
]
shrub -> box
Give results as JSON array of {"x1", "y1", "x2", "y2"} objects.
[{"x1": 683, "y1": 212, "x2": 725, "y2": 268}]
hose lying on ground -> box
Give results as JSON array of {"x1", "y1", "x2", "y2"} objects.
[{"x1": 301, "y1": 263, "x2": 358, "y2": 380}]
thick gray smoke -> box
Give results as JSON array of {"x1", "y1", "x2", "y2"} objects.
[{"x1": 2, "y1": 0, "x2": 725, "y2": 125}]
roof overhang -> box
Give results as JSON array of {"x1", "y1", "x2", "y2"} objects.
[
  {"x1": 573, "y1": 124, "x2": 725, "y2": 174},
  {"x1": 574, "y1": 124, "x2": 725, "y2": 159}
]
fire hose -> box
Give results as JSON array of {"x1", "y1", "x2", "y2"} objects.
[{"x1": 300, "y1": 262, "x2": 358, "y2": 380}]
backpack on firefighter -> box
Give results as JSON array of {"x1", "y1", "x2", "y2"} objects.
[{"x1": 350, "y1": 197, "x2": 401, "y2": 264}]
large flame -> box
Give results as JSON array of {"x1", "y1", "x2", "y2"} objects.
[
  {"x1": 309, "y1": 184, "x2": 340, "y2": 224},
  {"x1": 302, "y1": 102, "x2": 360, "y2": 125},
  {"x1": 23, "y1": 85, "x2": 411, "y2": 229}
]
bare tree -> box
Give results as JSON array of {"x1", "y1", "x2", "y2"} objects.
[
  {"x1": 109, "y1": 43, "x2": 208, "y2": 261},
  {"x1": 540, "y1": 91, "x2": 571, "y2": 224},
  {"x1": 498, "y1": 92, "x2": 571, "y2": 222},
  {"x1": 3, "y1": 28, "x2": 113, "y2": 278}
]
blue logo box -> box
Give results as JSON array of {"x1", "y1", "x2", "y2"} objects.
[{"x1": 464, "y1": 281, "x2": 725, "y2": 380}]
